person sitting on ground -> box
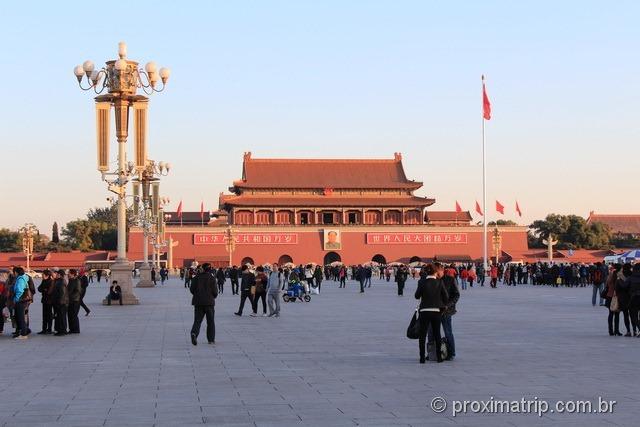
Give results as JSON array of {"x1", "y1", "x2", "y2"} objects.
[{"x1": 107, "y1": 281, "x2": 123, "y2": 305}]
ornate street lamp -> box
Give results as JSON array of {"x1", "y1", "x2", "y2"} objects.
[
  {"x1": 74, "y1": 42, "x2": 170, "y2": 304},
  {"x1": 132, "y1": 161, "x2": 170, "y2": 287},
  {"x1": 18, "y1": 223, "x2": 38, "y2": 272},
  {"x1": 224, "y1": 226, "x2": 236, "y2": 267}
]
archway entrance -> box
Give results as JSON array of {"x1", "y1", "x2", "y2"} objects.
[
  {"x1": 372, "y1": 254, "x2": 386, "y2": 264},
  {"x1": 241, "y1": 257, "x2": 255, "y2": 266},
  {"x1": 409, "y1": 256, "x2": 422, "y2": 263},
  {"x1": 323, "y1": 252, "x2": 342, "y2": 265},
  {"x1": 278, "y1": 254, "x2": 293, "y2": 265}
]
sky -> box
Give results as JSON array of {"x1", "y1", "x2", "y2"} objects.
[{"x1": 1, "y1": 1, "x2": 639, "y2": 235}]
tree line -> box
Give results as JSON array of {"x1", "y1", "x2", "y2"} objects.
[{"x1": 0, "y1": 206, "x2": 122, "y2": 252}]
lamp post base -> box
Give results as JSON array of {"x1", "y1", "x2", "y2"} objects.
[
  {"x1": 136, "y1": 263, "x2": 155, "y2": 287},
  {"x1": 102, "y1": 260, "x2": 140, "y2": 305}
]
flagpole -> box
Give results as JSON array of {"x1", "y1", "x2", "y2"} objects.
[{"x1": 482, "y1": 76, "x2": 488, "y2": 270}]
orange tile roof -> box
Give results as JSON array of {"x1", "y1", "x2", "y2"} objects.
[
  {"x1": 233, "y1": 152, "x2": 422, "y2": 190},
  {"x1": 220, "y1": 194, "x2": 435, "y2": 208},
  {"x1": 587, "y1": 212, "x2": 640, "y2": 234},
  {"x1": 425, "y1": 211, "x2": 473, "y2": 222}
]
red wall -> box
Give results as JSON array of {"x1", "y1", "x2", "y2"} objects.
[{"x1": 129, "y1": 225, "x2": 528, "y2": 266}]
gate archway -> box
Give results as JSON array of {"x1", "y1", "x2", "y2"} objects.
[
  {"x1": 372, "y1": 254, "x2": 387, "y2": 264},
  {"x1": 409, "y1": 256, "x2": 422, "y2": 263},
  {"x1": 241, "y1": 257, "x2": 255, "y2": 266},
  {"x1": 323, "y1": 252, "x2": 342, "y2": 265},
  {"x1": 278, "y1": 254, "x2": 293, "y2": 265}
]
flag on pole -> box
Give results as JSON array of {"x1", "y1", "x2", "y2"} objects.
[
  {"x1": 482, "y1": 75, "x2": 491, "y2": 120},
  {"x1": 455, "y1": 201, "x2": 462, "y2": 213},
  {"x1": 496, "y1": 200, "x2": 505, "y2": 215},
  {"x1": 515, "y1": 201, "x2": 522, "y2": 217},
  {"x1": 475, "y1": 200, "x2": 483, "y2": 216},
  {"x1": 176, "y1": 200, "x2": 183, "y2": 218}
]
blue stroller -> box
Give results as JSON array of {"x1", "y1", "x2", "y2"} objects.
[{"x1": 283, "y1": 280, "x2": 311, "y2": 302}]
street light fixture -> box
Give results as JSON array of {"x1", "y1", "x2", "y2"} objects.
[
  {"x1": 74, "y1": 42, "x2": 170, "y2": 304},
  {"x1": 18, "y1": 223, "x2": 38, "y2": 272}
]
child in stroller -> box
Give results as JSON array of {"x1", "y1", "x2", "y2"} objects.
[{"x1": 283, "y1": 277, "x2": 311, "y2": 302}]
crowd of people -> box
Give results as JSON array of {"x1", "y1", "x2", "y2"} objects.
[{"x1": 0, "y1": 266, "x2": 90, "y2": 339}]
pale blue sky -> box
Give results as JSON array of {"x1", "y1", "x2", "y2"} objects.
[{"x1": 1, "y1": 1, "x2": 638, "y2": 234}]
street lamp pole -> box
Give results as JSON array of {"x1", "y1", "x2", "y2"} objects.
[
  {"x1": 74, "y1": 42, "x2": 170, "y2": 304},
  {"x1": 19, "y1": 223, "x2": 38, "y2": 272}
]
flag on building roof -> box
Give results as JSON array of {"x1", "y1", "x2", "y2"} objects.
[
  {"x1": 496, "y1": 200, "x2": 504, "y2": 215},
  {"x1": 475, "y1": 200, "x2": 483, "y2": 216},
  {"x1": 176, "y1": 200, "x2": 183, "y2": 219},
  {"x1": 515, "y1": 201, "x2": 522, "y2": 217},
  {"x1": 455, "y1": 201, "x2": 462, "y2": 213}
]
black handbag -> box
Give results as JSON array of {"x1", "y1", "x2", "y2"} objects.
[{"x1": 406, "y1": 306, "x2": 421, "y2": 339}]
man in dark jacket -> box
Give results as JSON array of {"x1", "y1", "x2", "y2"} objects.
[
  {"x1": 79, "y1": 270, "x2": 90, "y2": 316},
  {"x1": 626, "y1": 263, "x2": 640, "y2": 336},
  {"x1": 230, "y1": 266, "x2": 239, "y2": 295},
  {"x1": 67, "y1": 269, "x2": 82, "y2": 334},
  {"x1": 234, "y1": 265, "x2": 255, "y2": 316},
  {"x1": 396, "y1": 266, "x2": 408, "y2": 296},
  {"x1": 52, "y1": 269, "x2": 69, "y2": 336},
  {"x1": 37, "y1": 270, "x2": 54, "y2": 334},
  {"x1": 190, "y1": 263, "x2": 218, "y2": 345},
  {"x1": 216, "y1": 267, "x2": 226, "y2": 294}
]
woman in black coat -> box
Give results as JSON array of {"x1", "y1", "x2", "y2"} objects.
[{"x1": 414, "y1": 264, "x2": 449, "y2": 363}]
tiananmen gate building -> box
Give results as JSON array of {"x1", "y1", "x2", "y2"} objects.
[{"x1": 128, "y1": 152, "x2": 529, "y2": 268}]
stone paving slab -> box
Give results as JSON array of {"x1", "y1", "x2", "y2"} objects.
[{"x1": 0, "y1": 277, "x2": 636, "y2": 426}]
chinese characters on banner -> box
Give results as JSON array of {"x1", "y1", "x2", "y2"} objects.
[
  {"x1": 194, "y1": 233, "x2": 298, "y2": 245},
  {"x1": 366, "y1": 233, "x2": 468, "y2": 244}
]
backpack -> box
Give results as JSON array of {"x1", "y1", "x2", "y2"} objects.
[{"x1": 593, "y1": 270, "x2": 603, "y2": 285}]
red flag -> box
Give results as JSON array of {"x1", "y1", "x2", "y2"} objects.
[
  {"x1": 475, "y1": 201, "x2": 483, "y2": 216},
  {"x1": 496, "y1": 200, "x2": 504, "y2": 215},
  {"x1": 482, "y1": 76, "x2": 491, "y2": 120},
  {"x1": 200, "y1": 201, "x2": 204, "y2": 219},
  {"x1": 455, "y1": 201, "x2": 462, "y2": 213},
  {"x1": 176, "y1": 200, "x2": 183, "y2": 219},
  {"x1": 515, "y1": 201, "x2": 522, "y2": 217}
]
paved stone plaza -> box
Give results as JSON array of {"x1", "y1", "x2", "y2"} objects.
[{"x1": 1, "y1": 277, "x2": 636, "y2": 427}]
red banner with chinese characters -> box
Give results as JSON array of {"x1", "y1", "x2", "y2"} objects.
[
  {"x1": 194, "y1": 233, "x2": 298, "y2": 245},
  {"x1": 366, "y1": 232, "x2": 468, "y2": 244}
]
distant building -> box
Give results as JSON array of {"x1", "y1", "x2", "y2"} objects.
[
  {"x1": 586, "y1": 212, "x2": 640, "y2": 239},
  {"x1": 129, "y1": 153, "x2": 529, "y2": 267}
]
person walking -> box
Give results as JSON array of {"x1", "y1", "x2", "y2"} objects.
[
  {"x1": 414, "y1": 264, "x2": 449, "y2": 363},
  {"x1": 313, "y1": 265, "x2": 323, "y2": 293},
  {"x1": 216, "y1": 267, "x2": 226, "y2": 294},
  {"x1": 339, "y1": 266, "x2": 346, "y2": 288},
  {"x1": 625, "y1": 263, "x2": 640, "y2": 336},
  {"x1": 67, "y1": 269, "x2": 82, "y2": 334},
  {"x1": 79, "y1": 269, "x2": 90, "y2": 316},
  {"x1": 616, "y1": 263, "x2": 632, "y2": 336},
  {"x1": 151, "y1": 267, "x2": 157, "y2": 286},
  {"x1": 267, "y1": 265, "x2": 283, "y2": 317},
  {"x1": 52, "y1": 269, "x2": 68, "y2": 336},
  {"x1": 592, "y1": 262, "x2": 606, "y2": 306},
  {"x1": 189, "y1": 263, "x2": 218, "y2": 345},
  {"x1": 37, "y1": 270, "x2": 54, "y2": 334},
  {"x1": 365, "y1": 266, "x2": 373, "y2": 288},
  {"x1": 440, "y1": 274, "x2": 460, "y2": 360},
  {"x1": 604, "y1": 264, "x2": 622, "y2": 336},
  {"x1": 12, "y1": 267, "x2": 31, "y2": 340},
  {"x1": 251, "y1": 266, "x2": 268, "y2": 317},
  {"x1": 396, "y1": 265, "x2": 407, "y2": 296},
  {"x1": 230, "y1": 266, "x2": 239, "y2": 295},
  {"x1": 356, "y1": 265, "x2": 365, "y2": 293},
  {"x1": 234, "y1": 265, "x2": 255, "y2": 316}
]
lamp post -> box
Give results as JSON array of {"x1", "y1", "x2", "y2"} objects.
[
  {"x1": 491, "y1": 226, "x2": 502, "y2": 266},
  {"x1": 74, "y1": 42, "x2": 170, "y2": 304},
  {"x1": 132, "y1": 161, "x2": 170, "y2": 287},
  {"x1": 19, "y1": 223, "x2": 38, "y2": 272},
  {"x1": 224, "y1": 226, "x2": 236, "y2": 267}
]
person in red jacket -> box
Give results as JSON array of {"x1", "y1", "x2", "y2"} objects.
[{"x1": 490, "y1": 265, "x2": 499, "y2": 288}]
